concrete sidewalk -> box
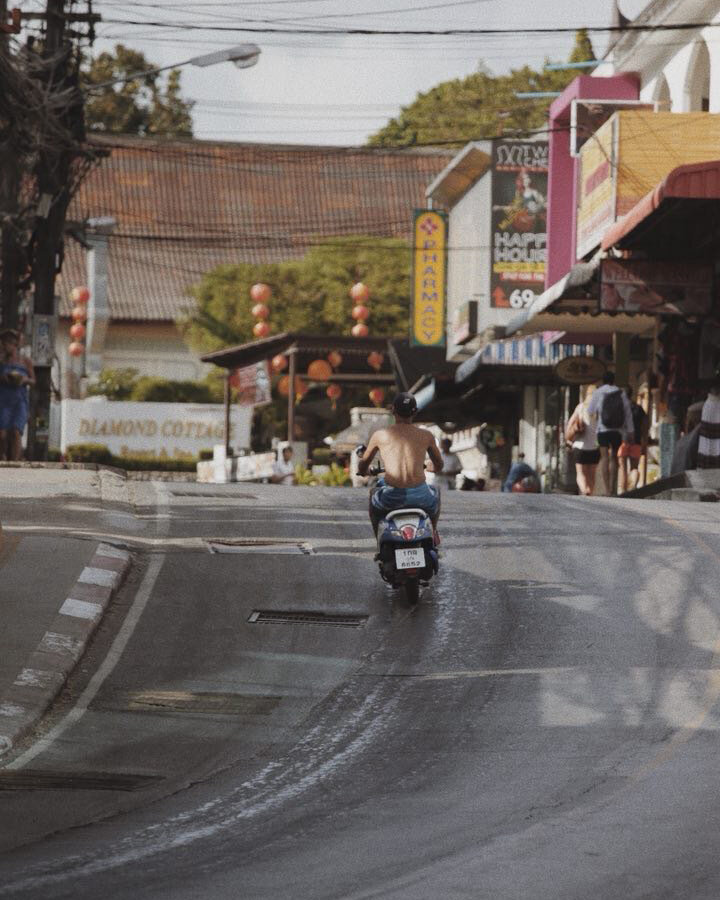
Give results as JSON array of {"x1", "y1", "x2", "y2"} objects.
[{"x1": 0, "y1": 468, "x2": 133, "y2": 757}]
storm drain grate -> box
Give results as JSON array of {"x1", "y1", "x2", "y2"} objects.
[
  {"x1": 248, "y1": 609, "x2": 368, "y2": 627},
  {"x1": 171, "y1": 491, "x2": 257, "y2": 500},
  {"x1": 0, "y1": 770, "x2": 163, "y2": 792},
  {"x1": 207, "y1": 538, "x2": 313, "y2": 555},
  {"x1": 97, "y1": 690, "x2": 282, "y2": 716}
]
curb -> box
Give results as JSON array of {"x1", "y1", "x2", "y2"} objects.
[{"x1": 0, "y1": 542, "x2": 132, "y2": 758}]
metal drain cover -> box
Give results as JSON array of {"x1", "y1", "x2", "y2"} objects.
[
  {"x1": 207, "y1": 539, "x2": 313, "y2": 555},
  {"x1": 171, "y1": 491, "x2": 257, "y2": 499},
  {"x1": 0, "y1": 770, "x2": 163, "y2": 792},
  {"x1": 248, "y1": 610, "x2": 368, "y2": 627},
  {"x1": 102, "y1": 690, "x2": 282, "y2": 716}
]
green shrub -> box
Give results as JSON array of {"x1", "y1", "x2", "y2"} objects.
[
  {"x1": 64, "y1": 442, "x2": 198, "y2": 471},
  {"x1": 130, "y1": 377, "x2": 215, "y2": 404},
  {"x1": 311, "y1": 447, "x2": 331, "y2": 465},
  {"x1": 198, "y1": 448, "x2": 214, "y2": 461},
  {"x1": 65, "y1": 443, "x2": 114, "y2": 464},
  {"x1": 47, "y1": 448, "x2": 62, "y2": 462}
]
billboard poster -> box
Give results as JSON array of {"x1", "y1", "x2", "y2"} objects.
[
  {"x1": 490, "y1": 141, "x2": 548, "y2": 309},
  {"x1": 411, "y1": 209, "x2": 448, "y2": 346}
]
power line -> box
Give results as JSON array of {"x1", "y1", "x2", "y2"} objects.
[{"x1": 97, "y1": 17, "x2": 720, "y2": 36}]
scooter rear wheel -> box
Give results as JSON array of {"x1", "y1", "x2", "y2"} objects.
[{"x1": 404, "y1": 578, "x2": 420, "y2": 605}]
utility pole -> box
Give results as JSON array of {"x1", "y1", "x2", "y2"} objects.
[
  {"x1": 27, "y1": 0, "x2": 86, "y2": 459},
  {"x1": 0, "y1": 1, "x2": 22, "y2": 330}
]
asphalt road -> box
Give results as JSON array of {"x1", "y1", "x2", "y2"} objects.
[{"x1": 2, "y1": 481, "x2": 720, "y2": 899}]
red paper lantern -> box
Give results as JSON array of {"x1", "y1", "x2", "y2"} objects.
[
  {"x1": 68, "y1": 341, "x2": 84, "y2": 357},
  {"x1": 251, "y1": 303, "x2": 269, "y2": 320},
  {"x1": 69, "y1": 322, "x2": 86, "y2": 340},
  {"x1": 228, "y1": 369, "x2": 241, "y2": 389},
  {"x1": 326, "y1": 383, "x2": 342, "y2": 400},
  {"x1": 367, "y1": 351, "x2": 384, "y2": 371},
  {"x1": 253, "y1": 321, "x2": 270, "y2": 338},
  {"x1": 369, "y1": 388, "x2": 385, "y2": 407},
  {"x1": 326, "y1": 383, "x2": 342, "y2": 408},
  {"x1": 250, "y1": 283, "x2": 272, "y2": 303},
  {"x1": 71, "y1": 305, "x2": 87, "y2": 322},
  {"x1": 271, "y1": 354, "x2": 287, "y2": 373},
  {"x1": 70, "y1": 286, "x2": 90, "y2": 304},
  {"x1": 327, "y1": 350, "x2": 342, "y2": 369},
  {"x1": 351, "y1": 304, "x2": 370, "y2": 321},
  {"x1": 351, "y1": 323, "x2": 369, "y2": 338},
  {"x1": 350, "y1": 282, "x2": 370, "y2": 303},
  {"x1": 307, "y1": 359, "x2": 332, "y2": 381},
  {"x1": 277, "y1": 375, "x2": 306, "y2": 399}
]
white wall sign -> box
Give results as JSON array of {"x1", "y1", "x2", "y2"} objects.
[{"x1": 60, "y1": 399, "x2": 252, "y2": 459}]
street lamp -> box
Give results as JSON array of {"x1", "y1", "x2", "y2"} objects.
[{"x1": 87, "y1": 44, "x2": 261, "y2": 92}]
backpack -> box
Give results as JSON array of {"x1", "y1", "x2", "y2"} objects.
[
  {"x1": 630, "y1": 402, "x2": 646, "y2": 441},
  {"x1": 600, "y1": 388, "x2": 625, "y2": 429}
]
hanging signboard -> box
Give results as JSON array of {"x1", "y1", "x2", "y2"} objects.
[
  {"x1": 231, "y1": 360, "x2": 272, "y2": 407},
  {"x1": 600, "y1": 259, "x2": 712, "y2": 316},
  {"x1": 411, "y1": 209, "x2": 448, "y2": 347},
  {"x1": 451, "y1": 300, "x2": 478, "y2": 345},
  {"x1": 490, "y1": 140, "x2": 548, "y2": 309},
  {"x1": 554, "y1": 355, "x2": 606, "y2": 385}
]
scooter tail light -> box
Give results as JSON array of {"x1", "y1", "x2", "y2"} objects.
[{"x1": 400, "y1": 525, "x2": 416, "y2": 541}]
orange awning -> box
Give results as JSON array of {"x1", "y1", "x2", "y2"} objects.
[{"x1": 601, "y1": 160, "x2": 720, "y2": 252}]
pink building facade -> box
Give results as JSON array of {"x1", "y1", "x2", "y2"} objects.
[{"x1": 545, "y1": 73, "x2": 640, "y2": 288}]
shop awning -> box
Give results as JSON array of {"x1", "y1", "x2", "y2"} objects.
[
  {"x1": 201, "y1": 332, "x2": 397, "y2": 383},
  {"x1": 501, "y1": 260, "x2": 654, "y2": 338},
  {"x1": 601, "y1": 159, "x2": 720, "y2": 256}
]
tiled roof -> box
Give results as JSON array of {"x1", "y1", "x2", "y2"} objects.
[{"x1": 58, "y1": 136, "x2": 454, "y2": 322}]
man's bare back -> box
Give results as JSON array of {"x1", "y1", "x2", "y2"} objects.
[{"x1": 363, "y1": 423, "x2": 442, "y2": 488}]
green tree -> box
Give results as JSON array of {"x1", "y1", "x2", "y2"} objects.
[
  {"x1": 368, "y1": 30, "x2": 595, "y2": 148},
  {"x1": 182, "y1": 235, "x2": 411, "y2": 354},
  {"x1": 82, "y1": 45, "x2": 194, "y2": 136}
]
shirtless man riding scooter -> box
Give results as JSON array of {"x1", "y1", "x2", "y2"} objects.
[{"x1": 357, "y1": 392, "x2": 444, "y2": 543}]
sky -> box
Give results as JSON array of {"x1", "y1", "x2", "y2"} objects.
[{"x1": 21, "y1": 0, "x2": 650, "y2": 146}]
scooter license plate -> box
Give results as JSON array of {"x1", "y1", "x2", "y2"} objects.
[{"x1": 395, "y1": 547, "x2": 425, "y2": 569}]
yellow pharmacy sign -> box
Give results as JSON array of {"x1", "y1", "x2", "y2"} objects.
[{"x1": 411, "y1": 209, "x2": 447, "y2": 347}]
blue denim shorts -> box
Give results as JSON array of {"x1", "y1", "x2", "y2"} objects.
[
  {"x1": 371, "y1": 479, "x2": 439, "y2": 517},
  {"x1": 0, "y1": 389, "x2": 28, "y2": 432}
]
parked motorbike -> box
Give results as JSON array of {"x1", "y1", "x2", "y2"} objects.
[{"x1": 356, "y1": 445, "x2": 439, "y2": 605}]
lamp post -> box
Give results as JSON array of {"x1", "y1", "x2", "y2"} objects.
[{"x1": 86, "y1": 44, "x2": 262, "y2": 93}]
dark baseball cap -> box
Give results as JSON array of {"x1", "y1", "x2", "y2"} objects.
[{"x1": 392, "y1": 392, "x2": 417, "y2": 417}]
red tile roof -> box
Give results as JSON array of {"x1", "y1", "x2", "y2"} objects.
[{"x1": 58, "y1": 135, "x2": 453, "y2": 322}]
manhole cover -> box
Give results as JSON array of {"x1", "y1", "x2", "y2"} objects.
[
  {"x1": 171, "y1": 491, "x2": 257, "y2": 499},
  {"x1": 248, "y1": 610, "x2": 367, "y2": 627},
  {"x1": 207, "y1": 539, "x2": 313, "y2": 555},
  {"x1": 102, "y1": 690, "x2": 282, "y2": 716},
  {"x1": 0, "y1": 770, "x2": 163, "y2": 792}
]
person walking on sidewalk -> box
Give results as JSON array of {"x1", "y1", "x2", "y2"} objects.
[
  {"x1": 567, "y1": 385, "x2": 599, "y2": 496},
  {"x1": 618, "y1": 386, "x2": 649, "y2": 493},
  {"x1": 587, "y1": 372, "x2": 633, "y2": 496},
  {"x1": 0, "y1": 329, "x2": 34, "y2": 461}
]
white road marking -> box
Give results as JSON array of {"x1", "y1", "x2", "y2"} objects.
[
  {"x1": 5, "y1": 485, "x2": 169, "y2": 771},
  {"x1": 77, "y1": 567, "x2": 118, "y2": 588},
  {"x1": 59, "y1": 597, "x2": 103, "y2": 620}
]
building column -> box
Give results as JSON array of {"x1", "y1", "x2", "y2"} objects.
[{"x1": 613, "y1": 332, "x2": 631, "y2": 386}]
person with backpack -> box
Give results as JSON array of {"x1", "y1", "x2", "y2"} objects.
[
  {"x1": 618, "y1": 387, "x2": 649, "y2": 493},
  {"x1": 587, "y1": 371, "x2": 634, "y2": 496}
]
